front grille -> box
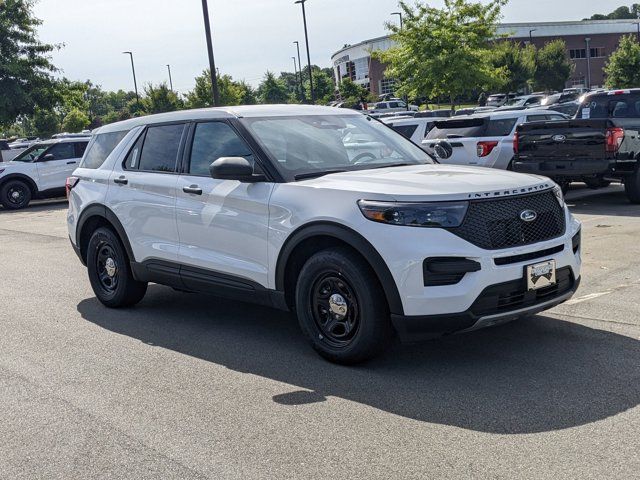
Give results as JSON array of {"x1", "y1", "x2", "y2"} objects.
[
  {"x1": 448, "y1": 190, "x2": 566, "y2": 250},
  {"x1": 471, "y1": 267, "x2": 574, "y2": 317}
]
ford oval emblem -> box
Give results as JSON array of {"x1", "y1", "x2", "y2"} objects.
[
  {"x1": 520, "y1": 210, "x2": 538, "y2": 222},
  {"x1": 552, "y1": 134, "x2": 566, "y2": 142}
]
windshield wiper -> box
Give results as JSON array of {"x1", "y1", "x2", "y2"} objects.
[{"x1": 294, "y1": 169, "x2": 348, "y2": 180}]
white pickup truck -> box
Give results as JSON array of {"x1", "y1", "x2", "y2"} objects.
[{"x1": 0, "y1": 137, "x2": 88, "y2": 210}]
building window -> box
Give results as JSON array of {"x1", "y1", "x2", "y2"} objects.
[
  {"x1": 380, "y1": 78, "x2": 396, "y2": 95},
  {"x1": 590, "y1": 47, "x2": 605, "y2": 58},
  {"x1": 353, "y1": 57, "x2": 369, "y2": 81},
  {"x1": 569, "y1": 49, "x2": 586, "y2": 59},
  {"x1": 571, "y1": 77, "x2": 586, "y2": 88}
]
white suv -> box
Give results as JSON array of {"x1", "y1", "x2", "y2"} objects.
[
  {"x1": 0, "y1": 138, "x2": 88, "y2": 209},
  {"x1": 422, "y1": 110, "x2": 568, "y2": 170},
  {"x1": 68, "y1": 105, "x2": 582, "y2": 364}
]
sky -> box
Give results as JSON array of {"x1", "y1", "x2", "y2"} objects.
[{"x1": 33, "y1": 0, "x2": 625, "y2": 94}]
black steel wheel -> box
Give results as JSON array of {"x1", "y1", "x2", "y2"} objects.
[
  {"x1": 87, "y1": 227, "x2": 147, "y2": 308},
  {"x1": 0, "y1": 180, "x2": 32, "y2": 210},
  {"x1": 296, "y1": 247, "x2": 393, "y2": 364},
  {"x1": 310, "y1": 273, "x2": 360, "y2": 348}
]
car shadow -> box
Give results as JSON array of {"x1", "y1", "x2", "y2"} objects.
[
  {"x1": 0, "y1": 198, "x2": 68, "y2": 213},
  {"x1": 566, "y1": 185, "x2": 639, "y2": 218},
  {"x1": 77, "y1": 285, "x2": 640, "y2": 435}
]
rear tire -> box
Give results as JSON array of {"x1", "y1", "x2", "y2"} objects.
[
  {"x1": 625, "y1": 170, "x2": 640, "y2": 204},
  {"x1": 295, "y1": 247, "x2": 394, "y2": 364},
  {"x1": 0, "y1": 179, "x2": 32, "y2": 210},
  {"x1": 87, "y1": 227, "x2": 147, "y2": 307}
]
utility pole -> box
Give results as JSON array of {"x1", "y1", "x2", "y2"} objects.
[
  {"x1": 585, "y1": 37, "x2": 592, "y2": 89},
  {"x1": 295, "y1": 0, "x2": 314, "y2": 103},
  {"x1": 293, "y1": 41, "x2": 305, "y2": 102},
  {"x1": 201, "y1": 0, "x2": 220, "y2": 106},
  {"x1": 292, "y1": 56, "x2": 301, "y2": 102},
  {"x1": 166, "y1": 64, "x2": 174, "y2": 92},
  {"x1": 122, "y1": 51, "x2": 140, "y2": 110}
]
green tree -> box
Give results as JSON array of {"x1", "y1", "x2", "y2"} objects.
[
  {"x1": 533, "y1": 40, "x2": 573, "y2": 92},
  {"x1": 0, "y1": 0, "x2": 59, "y2": 126},
  {"x1": 186, "y1": 70, "x2": 256, "y2": 107},
  {"x1": 586, "y1": 5, "x2": 640, "y2": 20},
  {"x1": 306, "y1": 69, "x2": 335, "y2": 104},
  {"x1": 604, "y1": 34, "x2": 640, "y2": 89},
  {"x1": 257, "y1": 71, "x2": 289, "y2": 104},
  {"x1": 375, "y1": 0, "x2": 507, "y2": 108},
  {"x1": 338, "y1": 78, "x2": 372, "y2": 106},
  {"x1": 491, "y1": 41, "x2": 536, "y2": 93},
  {"x1": 61, "y1": 108, "x2": 90, "y2": 132},
  {"x1": 141, "y1": 83, "x2": 182, "y2": 114}
]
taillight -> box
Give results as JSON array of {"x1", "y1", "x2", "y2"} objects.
[
  {"x1": 513, "y1": 132, "x2": 519, "y2": 154},
  {"x1": 605, "y1": 127, "x2": 624, "y2": 153},
  {"x1": 477, "y1": 141, "x2": 499, "y2": 157},
  {"x1": 65, "y1": 176, "x2": 79, "y2": 197}
]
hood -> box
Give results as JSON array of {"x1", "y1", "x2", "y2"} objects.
[{"x1": 295, "y1": 164, "x2": 553, "y2": 202}]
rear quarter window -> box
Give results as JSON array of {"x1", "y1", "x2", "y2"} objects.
[
  {"x1": 81, "y1": 131, "x2": 129, "y2": 169},
  {"x1": 391, "y1": 124, "x2": 419, "y2": 139},
  {"x1": 578, "y1": 94, "x2": 640, "y2": 119}
]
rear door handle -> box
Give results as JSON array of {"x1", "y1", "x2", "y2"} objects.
[
  {"x1": 66, "y1": 161, "x2": 77, "y2": 165},
  {"x1": 183, "y1": 185, "x2": 203, "y2": 195},
  {"x1": 113, "y1": 176, "x2": 128, "y2": 185}
]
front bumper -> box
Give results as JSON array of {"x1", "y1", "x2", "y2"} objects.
[{"x1": 391, "y1": 274, "x2": 580, "y2": 342}]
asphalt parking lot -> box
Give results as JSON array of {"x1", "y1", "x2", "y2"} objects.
[{"x1": 1, "y1": 186, "x2": 639, "y2": 479}]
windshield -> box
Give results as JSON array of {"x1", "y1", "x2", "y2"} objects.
[
  {"x1": 12, "y1": 144, "x2": 49, "y2": 162},
  {"x1": 241, "y1": 114, "x2": 433, "y2": 180}
]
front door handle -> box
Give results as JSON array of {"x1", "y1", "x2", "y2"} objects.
[
  {"x1": 113, "y1": 176, "x2": 128, "y2": 185},
  {"x1": 183, "y1": 185, "x2": 203, "y2": 195},
  {"x1": 66, "y1": 161, "x2": 77, "y2": 165}
]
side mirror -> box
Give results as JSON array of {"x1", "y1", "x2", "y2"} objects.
[
  {"x1": 40, "y1": 153, "x2": 55, "y2": 161},
  {"x1": 209, "y1": 157, "x2": 265, "y2": 182}
]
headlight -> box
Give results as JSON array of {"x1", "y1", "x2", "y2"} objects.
[
  {"x1": 358, "y1": 200, "x2": 468, "y2": 228},
  {"x1": 552, "y1": 184, "x2": 565, "y2": 207}
]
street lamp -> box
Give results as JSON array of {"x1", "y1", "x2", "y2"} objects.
[
  {"x1": 295, "y1": 0, "x2": 315, "y2": 103},
  {"x1": 391, "y1": 12, "x2": 403, "y2": 30},
  {"x1": 529, "y1": 29, "x2": 536, "y2": 44},
  {"x1": 201, "y1": 0, "x2": 220, "y2": 106},
  {"x1": 293, "y1": 41, "x2": 305, "y2": 102},
  {"x1": 292, "y1": 56, "x2": 301, "y2": 102},
  {"x1": 634, "y1": 22, "x2": 640, "y2": 43},
  {"x1": 122, "y1": 51, "x2": 140, "y2": 109},
  {"x1": 166, "y1": 64, "x2": 174, "y2": 92}
]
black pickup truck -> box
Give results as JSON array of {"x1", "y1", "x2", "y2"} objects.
[{"x1": 513, "y1": 89, "x2": 640, "y2": 203}]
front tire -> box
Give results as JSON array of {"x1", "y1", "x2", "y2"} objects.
[
  {"x1": 0, "y1": 179, "x2": 32, "y2": 210},
  {"x1": 295, "y1": 247, "x2": 393, "y2": 364},
  {"x1": 87, "y1": 227, "x2": 147, "y2": 307}
]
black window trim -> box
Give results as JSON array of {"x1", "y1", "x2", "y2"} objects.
[{"x1": 122, "y1": 120, "x2": 188, "y2": 175}]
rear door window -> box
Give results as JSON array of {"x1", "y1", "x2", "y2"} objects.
[
  {"x1": 136, "y1": 124, "x2": 185, "y2": 173},
  {"x1": 74, "y1": 142, "x2": 88, "y2": 158},
  {"x1": 81, "y1": 131, "x2": 129, "y2": 169},
  {"x1": 45, "y1": 143, "x2": 75, "y2": 160}
]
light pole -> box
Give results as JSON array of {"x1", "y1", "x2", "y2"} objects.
[
  {"x1": 391, "y1": 12, "x2": 403, "y2": 30},
  {"x1": 122, "y1": 51, "x2": 140, "y2": 109},
  {"x1": 166, "y1": 64, "x2": 174, "y2": 92},
  {"x1": 585, "y1": 37, "x2": 592, "y2": 89},
  {"x1": 201, "y1": 0, "x2": 220, "y2": 106},
  {"x1": 292, "y1": 56, "x2": 301, "y2": 102},
  {"x1": 528, "y1": 29, "x2": 536, "y2": 44},
  {"x1": 293, "y1": 41, "x2": 305, "y2": 102},
  {"x1": 295, "y1": 0, "x2": 314, "y2": 103},
  {"x1": 635, "y1": 22, "x2": 640, "y2": 43}
]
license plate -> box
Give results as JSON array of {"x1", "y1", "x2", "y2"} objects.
[{"x1": 526, "y1": 260, "x2": 557, "y2": 291}]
